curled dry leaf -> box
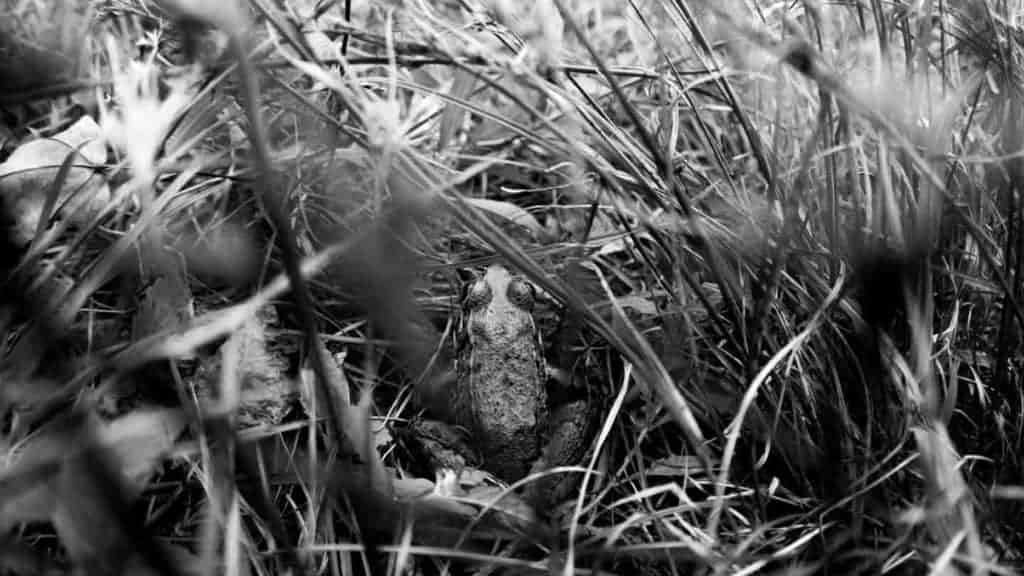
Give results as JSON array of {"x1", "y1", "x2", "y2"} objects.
[
  {"x1": 416, "y1": 469, "x2": 538, "y2": 534},
  {"x1": 651, "y1": 191, "x2": 778, "y2": 261},
  {"x1": 299, "y1": 342, "x2": 393, "y2": 498},
  {"x1": 53, "y1": 410, "x2": 186, "y2": 570},
  {"x1": 155, "y1": 0, "x2": 248, "y2": 36},
  {"x1": 133, "y1": 244, "x2": 194, "y2": 342},
  {"x1": 122, "y1": 544, "x2": 205, "y2": 576},
  {"x1": 647, "y1": 454, "x2": 716, "y2": 478},
  {"x1": 298, "y1": 345, "x2": 350, "y2": 411},
  {"x1": 0, "y1": 1, "x2": 86, "y2": 93},
  {"x1": 614, "y1": 294, "x2": 657, "y2": 316},
  {"x1": 464, "y1": 197, "x2": 544, "y2": 238},
  {"x1": 173, "y1": 210, "x2": 261, "y2": 288},
  {"x1": 194, "y1": 305, "x2": 295, "y2": 428},
  {"x1": 94, "y1": 408, "x2": 188, "y2": 497},
  {"x1": 438, "y1": 69, "x2": 477, "y2": 153},
  {"x1": 54, "y1": 456, "x2": 134, "y2": 575},
  {"x1": 389, "y1": 470, "x2": 537, "y2": 542},
  {"x1": 54, "y1": 412, "x2": 189, "y2": 576},
  {"x1": 458, "y1": 483, "x2": 538, "y2": 530},
  {"x1": 0, "y1": 426, "x2": 66, "y2": 533},
  {"x1": 0, "y1": 535, "x2": 62, "y2": 575},
  {"x1": 391, "y1": 476, "x2": 437, "y2": 500},
  {"x1": 305, "y1": 30, "x2": 339, "y2": 61},
  {"x1": 160, "y1": 92, "x2": 231, "y2": 163},
  {"x1": 382, "y1": 474, "x2": 526, "y2": 547},
  {"x1": 0, "y1": 116, "x2": 110, "y2": 244},
  {"x1": 0, "y1": 409, "x2": 185, "y2": 574}
]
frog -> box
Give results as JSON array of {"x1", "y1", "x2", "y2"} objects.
[{"x1": 437, "y1": 263, "x2": 595, "y2": 510}]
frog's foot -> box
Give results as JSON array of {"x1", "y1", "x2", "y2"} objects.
[
  {"x1": 524, "y1": 399, "x2": 595, "y2": 512},
  {"x1": 545, "y1": 363, "x2": 573, "y2": 388},
  {"x1": 544, "y1": 364, "x2": 590, "y2": 411},
  {"x1": 406, "y1": 417, "x2": 481, "y2": 476}
]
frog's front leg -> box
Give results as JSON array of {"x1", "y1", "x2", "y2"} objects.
[{"x1": 406, "y1": 417, "x2": 481, "y2": 478}]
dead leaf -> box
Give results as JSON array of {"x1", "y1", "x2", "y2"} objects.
[
  {"x1": 0, "y1": 429, "x2": 65, "y2": 533},
  {"x1": 123, "y1": 544, "x2": 206, "y2": 576},
  {"x1": 647, "y1": 454, "x2": 714, "y2": 478},
  {"x1": 161, "y1": 92, "x2": 230, "y2": 162},
  {"x1": 417, "y1": 470, "x2": 537, "y2": 532},
  {"x1": 438, "y1": 70, "x2": 476, "y2": 152},
  {"x1": 53, "y1": 454, "x2": 134, "y2": 575},
  {"x1": 615, "y1": 295, "x2": 657, "y2": 316},
  {"x1": 464, "y1": 198, "x2": 543, "y2": 237},
  {"x1": 459, "y1": 484, "x2": 537, "y2": 529},
  {"x1": 386, "y1": 473, "x2": 526, "y2": 547},
  {"x1": 597, "y1": 232, "x2": 651, "y2": 257},
  {"x1": 0, "y1": 535, "x2": 61, "y2": 575},
  {"x1": 19, "y1": 411, "x2": 158, "y2": 574},
  {"x1": 373, "y1": 417, "x2": 393, "y2": 454},
  {"x1": 195, "y1": 306, "x2": 295, "y2": 428},
  {"x1": 155, "y1": 0, "x2": 247, "y2": 35},
  {"x1": 95, "y1": 407, "x2": 188, "y2": 496},
  {"x1": 299, "y1": 346, "x2": 350, "y2": 412},
  {"x1": 0, "y1": 406, "x2": 186, "y2": 569},
  {"x1": 300, "y1": 342, "x2": 393, "y2": 498},
  {"x1": 174, "y1": 210, "x2": 261, "y2": 288},
  {"x1": 0, "y1": 2, "x2": 91, "y2": 114},
  {"x1": 303, "y1": 29, "x2": 338, "y2": 61},
  {"x1": 392, "y1": 476, "x2": 437, "y2": 500},
  {"x1": 39, "y1": 408, "x2": 194, "y2": 575},
  {"x1": 133, "y1": 243, "x2": 194, "y2": 342},
  {"x1": 0, "y1": 116, "x2": 110, "y2": 244}
]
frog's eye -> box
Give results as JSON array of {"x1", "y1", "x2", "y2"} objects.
[
  {"x1": 507, "y1": 278, "x2": 535, "y2": 310},
  {"x1": 464, "y1": 278, "x2": 492, "y2": 309}
]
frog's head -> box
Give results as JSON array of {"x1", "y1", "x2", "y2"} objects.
[{"x1": 463, "y1": 264, "x2": 536, "y2": 314}]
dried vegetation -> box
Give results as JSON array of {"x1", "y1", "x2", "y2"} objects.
[{"x1": 0, "y1": 0, "x2": 1022, "y2": 574}]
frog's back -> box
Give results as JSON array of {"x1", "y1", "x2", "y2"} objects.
[{"x1": 453, "y1": 265, "x2": 548, "y2": 481}]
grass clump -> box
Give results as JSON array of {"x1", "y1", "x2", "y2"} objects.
[{"x1": 0, "y1": 0, "x2": 1021, "y2": 575}]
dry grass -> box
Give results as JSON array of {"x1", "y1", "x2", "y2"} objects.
[{"x1": 0, "y1": 0, "x2": 1022, "y2": 574}]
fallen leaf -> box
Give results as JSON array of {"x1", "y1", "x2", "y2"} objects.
[
  {"x1": 597, "y1": 233, "x2": 651, "y2": 257},
  {"x1": 0, "y1": 429, "x2": 65, "y2": 533},
  {"x1": 387, "y1": 473, "x2": 525, "y2": 546},
  {"x1": 464, "y1": 198, "x2": 543, "y2": 237},
  {"x1": 459, "y1": 484, "x2": 537, "y2": 529},
  {"x1": 133, "y1": 242, "x2": 194, "y2": 342},
  {"x1": 95, "y1": 407, "x2": 188, "y2": 496},
  {"x1": 300, "y1": 342, "x2": 393, "y2": 498},
  {"x1": 373, "y1": 417, "x2": 393, "y2": 454},
  {"x1": 298, "y1": 346, "x2": 350, "y2": 412},
  {"x1": 0, "y1": 407, "x2": 187, "y2": 572},
  {"x1": 438, "y1": 70, "x2": 476, "y2": 152},
  {"x1": 195, "y1": 306, "x2": 295, "y2": 428},
  {"x1": 53, "y1": 453, "x2": 134, "y2": 575},
  {"x1": 174, "y1": 210, "x2": 260, "y2": 288},
  {"x1": 392, "y1": 476, "x2": 437, "y2": 500},
  {"x1": 0, "y1": 535, "x2": 61, "y2": 575},
  {"x1": 418, "y1": 470, "x2": 537, "y2": 533},
  {"x1": 161, "y1": 92, "x2": 230, "y2": 162},
  {"x1": 304, "y1": 29, "x2": 338, "y2": 61},
  {"x1": 0, "y1": 116, "x2": 110, "y2": 244},
  {"x1": 615, "y1": 295, "x2": 657, "y2": 316},
  {"x1": 647, "y1": 454, "x2": 714, "y2": 478},
  {"x1": 123, "y1": 544, "x2": 206, "y2": 576},
  {"x1": 40, "y1": 411, "x2": 182, "y2": 575}
]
